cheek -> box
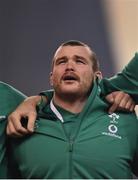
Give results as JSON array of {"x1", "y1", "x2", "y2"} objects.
[
  {"x1": 81, "y1": 70, "x2": 94, "y2": 82},
  {"x1": 80, "y1": 72, "x2": 94, "y2": 90},
  {"x1": 51, "y1": 70, "x2": 62, "y2": 84}
]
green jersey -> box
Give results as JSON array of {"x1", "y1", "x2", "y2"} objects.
[
  {"x1": 8, "y1": 80, "x2": 138, "y2": 178},
  {"x1": 0, "y1": 82, "x2": 25, "y2": 178}
]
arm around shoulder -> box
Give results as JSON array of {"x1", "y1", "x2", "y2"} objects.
[{"x1": 101, "y1": 52, "x2": 138, "y2": 103}]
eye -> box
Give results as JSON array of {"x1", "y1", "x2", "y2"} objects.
[
  {"x1": 76, "y1": 58, "x2": 86, "y2": 64},
  {"x1": 56, "y1": 58, "x2": 67, "y2": 65}
]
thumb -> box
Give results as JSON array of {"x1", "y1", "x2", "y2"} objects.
[{"x1": 27, "y1": 112, "x2": 37, "y2": 133}]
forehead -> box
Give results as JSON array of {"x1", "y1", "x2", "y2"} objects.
[{"x1": 54, "y1": 46, "x2": 92, "y2": 59}]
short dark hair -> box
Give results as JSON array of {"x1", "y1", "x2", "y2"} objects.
[
  {"x1": 61, "y1": 40, "x2": 88, "y2": 47},
  {"x1": 60, "y1": 40, "x2": 99, "y2": 71}
]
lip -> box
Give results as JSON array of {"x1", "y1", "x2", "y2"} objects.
[{"x1": 61, "y1": 73, "x2": 79, "y2": 82}]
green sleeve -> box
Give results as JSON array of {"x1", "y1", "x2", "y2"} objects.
[
  {"x1": 0, "y1": 81, "x2": 26, "y2": 114},
  {"x1": 0, "y1": 120, "x2": 8, "y2": 178},
  {"x1": 0, "y1": 82, "x2": 26, "y2": 178},
  {"x1": 100, "y1": 52, "x2": 138, "y2": 103}
]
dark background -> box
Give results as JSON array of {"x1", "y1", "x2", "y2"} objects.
[{"x1": 0, "y1": 0, "x2": 116, "y2": 95}]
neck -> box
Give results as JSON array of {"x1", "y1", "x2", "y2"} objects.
[{"x1": 52, "y1": 93, "x2": 88, "y2": 113}]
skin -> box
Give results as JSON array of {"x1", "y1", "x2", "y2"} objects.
[
  {"x1": 6, "y1": 96, "x2": 42, "y2": 136},
  {"x1": 106, "y1": 91, "x2": 135, "y2": 113}
]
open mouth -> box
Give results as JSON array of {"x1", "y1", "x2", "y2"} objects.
[
  {"x1": 63, "y1": 75, "x2": 77, "y2": 81},
  {"x1": 62, "y1": 74, "x2": 79, "y2": 82}
]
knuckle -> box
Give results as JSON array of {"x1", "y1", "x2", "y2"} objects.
[
  {"x1": 114, "y1": 102, "x2": 119, "y2": 106},
  {"x1": 115, "y1": 91, "x2": 122, "y2": 95},
  {"x1": 7, "y1": 114, "x2": 13, "y2": 120},
  {"x1": 16, "y1": 127, "x2": 23, "y2": 132},
  {"x1": 118, "y1": 104, "x2": 124, "y2": 109},
  {"x1": 125, "y1": 94, "x2": 130, "y2": 98},
  {"x1": 8, "y1": 112, "x2": 18, "y2": 119},
  {"x1": 29, "y1": 111, "x2": 37, "y2": 116},
  {"x1": 125, "y1": 106, "x2": 130, "y2": 110}
]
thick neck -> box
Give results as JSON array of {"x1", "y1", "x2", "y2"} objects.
[{"x1": 52, "y1": 93, "x2": 88, "y2": 114}]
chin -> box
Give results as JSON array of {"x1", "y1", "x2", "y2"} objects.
[
  {"x1": 62, "y1": 89, "x2": 78, "y2": 94},
  {"x1": 61, "y1": 86, "x2": 80, "y2": 93}
]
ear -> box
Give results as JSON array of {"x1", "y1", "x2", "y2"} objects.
[
  {"x1": 49, "y1": 72, "x2": 53, "y2": 86},
  {"x1": 95, "y1": 71, "x2": 103, "y2": 80}
]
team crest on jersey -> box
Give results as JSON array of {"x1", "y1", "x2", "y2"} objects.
[{"x1": 102, "y1": 113, "x2": 122, "y2": 139}]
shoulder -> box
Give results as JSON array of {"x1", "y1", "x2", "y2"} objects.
[
  {"x1": 0, "y1": 81, "x2": 12, "y2": 89},
  {"x1": 0, "y1": 82, "x2": 26, "y2": 114},
  {"x1": 0, "y1": 81, "x2": 26, "y2": 99}
]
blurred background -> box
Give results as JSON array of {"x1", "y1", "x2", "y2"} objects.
[{"x1": 0, "y1": 0, "x2": 138, "y2": 95}]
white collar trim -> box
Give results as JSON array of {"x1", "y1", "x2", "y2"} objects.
[{"x1": 50, "y1": 100, "x2": 64, "y2": 123}]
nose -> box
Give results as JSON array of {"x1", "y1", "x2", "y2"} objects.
[{"x1": 65, "y1": 61, "x2": 75, "y2": 71}]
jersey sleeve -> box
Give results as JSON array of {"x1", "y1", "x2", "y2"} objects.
[
  {"x1": 0, "y1": 82, "x2": 26, "y2": 178},
  {"x1": 101, "y1": 52, "x2": 138, "y2": 103},
  {"x1": 0, "y1": 82, "x2": 26, "y2": 114}
]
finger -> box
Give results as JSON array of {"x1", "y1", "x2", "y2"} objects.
[
  {"x1": 8, "y1": 115, "x2": 29, "y2": 134},
  {"x1": 125, "y1": 100, "x2": 135, "y2": 111},
  {"x1": 130, "y1": 104, "x2": 135, "y2": 112},
  {"x1": 113, "y1": 92, "x2": 125, "y2": 104},
  {"x1": 7, "y1": 121, "x2": 24, "y2": 137},
  {"x1": 108, "y1": 93, "x2": 123, "y2": 114},
  {"x1": 118, "y1": 95, "x2": 135, "y2": 111},
  {"x1": 105, "y1": 93, "x2": 114, "y2": 103},
  {"x1": 131, "y1": 103, "x2": 135, "y2": 111},
  {"x1": 109, "y1": 100, "x2": 135, "y2": 113},
  {"x1": 108, "y1": 103, "x2": 118, "y2": 114},
  {"x1": 27, "y1": 112, "x2": 37, "y2": 132},
  {"x1": 117, "y1": 97, "x2": 130, "y2": 110},
  {"x1": 112, "y1": 92, "x2": 136, "y2": 112},
  {"x1": 8, "y1": 113, "x2": 21, "y2": 129}
]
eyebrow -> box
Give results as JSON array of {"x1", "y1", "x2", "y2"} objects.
[
  {"x1": 74, "y1": 55, "x2": 87, "y2": 61},
  {"x1": 54, "y1": 55, "x2": 88, "y2": 65},
  {"x1": 56, "y1": 56, "x2": 67, "y2": 61}
]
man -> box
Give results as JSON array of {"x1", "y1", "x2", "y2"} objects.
[{"x1": 8, "y1": 41, "x2": 138, "y2": 178}]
